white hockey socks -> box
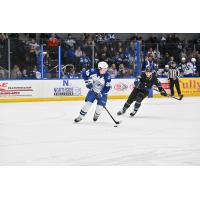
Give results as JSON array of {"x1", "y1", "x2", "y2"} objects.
[
  {"x1": 79, "y1": 101, "x2": 92, "y2": 119},
  {"x1": 93, "y1": 105, "x2": 103, "y2": 120}
]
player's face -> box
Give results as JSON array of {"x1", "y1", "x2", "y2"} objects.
[
  {"x1": 99, "y1": 68, "x2": 108, "y2": 75},
  {"x1": 145, "y1": 71, "x2": 152, "y2": 78}
]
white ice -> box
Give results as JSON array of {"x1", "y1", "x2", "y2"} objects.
[{"x1": 0, "y1": 97, "x2": 200, "y2": 165}]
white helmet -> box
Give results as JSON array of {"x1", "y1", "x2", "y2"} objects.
[
  {"x1": 98, "y1": 61, "x2": 108, "y2": 69},
  {"x1": 191, "y1": 57, "x2": 196, "y2": 63},
  {"x1": 165, "y1": 64, "x2": 169, "y2": 69}
]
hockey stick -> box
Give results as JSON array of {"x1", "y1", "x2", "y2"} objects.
[
  {"x1": 153, "y1": 88, "x2": 183, "y2": 101},
  {"x1": 103, "y1": 105, "x2": 122, "y2": 124}
]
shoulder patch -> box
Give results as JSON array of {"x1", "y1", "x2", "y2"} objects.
[{"x1": 91, "y1": 68, "x2": 95, "y2": 73}]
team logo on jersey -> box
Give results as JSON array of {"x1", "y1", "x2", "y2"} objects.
[{"x1": 114, "y1": 82, "x2": 128, "y2": 91}]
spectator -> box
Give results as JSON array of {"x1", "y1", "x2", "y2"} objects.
[
  {"x1": 147, "y1": 47, "x2": 156, "y2": 59},
  {"x1": 143, "y1": 55, "x2": 156, "y2": 71},
  {"x1": 161, "y1": 65, "x2": 170, "y2": 77},
  {"x1": 79, "y1": 51, "x2": 91, "y2": 69},
  {"x1": 109, "y1": 63, "x2": 118, "y2": 78},
  {"x1": 178, "y1": 57, "x2": 187, "y2": 77},
  {"x1": 113, "y1": 52, "x2": 123, "y2": 67},
  {"x1": 117, "y1": 63, "x2": 128, "y2": 78},
  {"x1": 168, "y1": 56, "x2": 175, "y2": 67},
  {"x1": 0, "y1": 66, "x2": 8, "y2": 79},
  {"x1": 48, "y1": 33, "x2": 59, "y2": 48},
  {"x1": 11, "y1": 65, "x2": 22, "y2": 79},
  {"x1": 75, "y1": 46, "x2": 83, "y2": 58},
  {"x1": 28, "y1": 39, "x2": 40, "y2": 67},
  {"x1": 183, "y1": 58, "x2": 196, "y2": 77},
  {"x1": 22, "y1": 69, "x2": 29, "y2": 79},
  {"x1": 65, "y1": 34, "x2": 76, "y2": 48},
  {"x1": 162, "y1": 52, "x2": 171, "y2": 65}
]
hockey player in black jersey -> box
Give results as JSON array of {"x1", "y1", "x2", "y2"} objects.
[{"x1": 117, "y1": 66, "x2": 167, "y2": 117}]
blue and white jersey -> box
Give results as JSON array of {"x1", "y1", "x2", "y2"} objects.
[
  {"x1": 144, "y1": 60, "x2": 157, "y2": 71},
  {"x1": 82, "y1": 68, "x2": 111, "y2": 94},
  {"x1": 183, "y1": 62, "x2": 196, "y2": 76}
]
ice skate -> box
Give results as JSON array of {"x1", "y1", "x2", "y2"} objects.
[
  {"x1": 130, "y1": 110, "x2": 137, "y2": 117},
  {"x1": 74, "y1": 116, "x2": 82, "y2": 123},
  {"x1": 117, "y1": 109, "x2": 126, "y2": 115},
  {"x1": 93, "y1": 114, "x2": 99, "y2": 122}
]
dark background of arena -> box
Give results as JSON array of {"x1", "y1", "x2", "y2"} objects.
[{"x1": 0, "y1": 33, "x2": 200, "y2": 80}]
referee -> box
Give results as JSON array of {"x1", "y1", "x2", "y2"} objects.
[{"x1": 168, "y1": 61, "x2": 182, "y2": 96}]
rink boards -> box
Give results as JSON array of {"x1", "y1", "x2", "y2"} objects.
[{"x1": 0, "y1": 78, "x2": 200, "y2": 102}]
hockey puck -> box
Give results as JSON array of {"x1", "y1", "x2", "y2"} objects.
[{"x1": 114, "y1": 125, "x2": 118, "y2": 127}]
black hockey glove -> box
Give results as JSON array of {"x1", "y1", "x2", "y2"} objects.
[
  {"x1": 85, "y1": 80, "x2": 93, "y2": 90},
  {"x1": 160, "y1": 89, "x2": 167, "y2": 96}
]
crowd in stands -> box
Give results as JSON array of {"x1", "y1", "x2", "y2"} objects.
[{"x1": 0, "y1": 33, "x2": 200, "y2": 79}]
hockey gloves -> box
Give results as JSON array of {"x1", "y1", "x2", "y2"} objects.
[
  {"x1": 85, "y1": 80, "x2": 93, "y2": 90},
  {"x1": 160, "y1": 89, "x2": 167, "y2": 96}
]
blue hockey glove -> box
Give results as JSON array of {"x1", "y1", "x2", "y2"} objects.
[{"x1": 85, "y1": 80, "x2": 93, "y2": 90}]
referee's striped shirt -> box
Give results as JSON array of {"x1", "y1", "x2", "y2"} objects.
[{"x1": 168, "y1": 67, "x2": 180, "y2": 79}]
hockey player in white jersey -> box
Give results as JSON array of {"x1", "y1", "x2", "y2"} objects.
[{"x1": 74, "y1": 61, "x2": 111, "y2": 123}]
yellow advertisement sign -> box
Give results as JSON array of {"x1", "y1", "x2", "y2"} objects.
[
  {"x1": 179, "y1": 78, "x2": 200, "y2": 96},
  {"x1": 154, "y1": 78, "x2": 200, "y2": 97}
]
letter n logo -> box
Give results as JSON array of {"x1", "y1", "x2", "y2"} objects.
[{"x1": 63, "y1": 80, "x2": 69, "y2": 86}]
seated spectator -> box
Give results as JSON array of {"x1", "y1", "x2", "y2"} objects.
[
  {"x1": 183, "y1": 58, "x2": 196, "y2": 77},
  {"x1": 11, "y1": 65, "x2": 22, "y2": 79},
  {"x1": 109, "y1": 63, "x2": 118, "y2": 78},
  {"x1": 162, "y1": 52, "x2": 171, "y2": 65},
  {"x1": 117, "y1": 41, "x2": 124, "y2": 52},
  {"x1": 117, "y1": 63, "x2": 128, "y2": 78},
  {"x1": 123, "y1": 47, "x2": 134, "y2": 67},
  {"x1": 161, "y1": 65, "x2": 169, "y2": 77},
  {"x1": 0, "y1": 66, "x2": 8, "y2": 79},
  {"x1": 75, "y1": 46, "x2": 83, "y2": 58},
  {"x1": 178, "y1": 57, "x2": 187, "y2": 76},
  {"x1": 113, "y1": 52, "x2": 123, "y2": 66},
  {"x1": 22, "y1": 69, "x2": 29, "y2": 79}
]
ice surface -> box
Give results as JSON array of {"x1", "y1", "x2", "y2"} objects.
[{"x1": 0, "y1": 97, "x2": 200, "y2": 165}]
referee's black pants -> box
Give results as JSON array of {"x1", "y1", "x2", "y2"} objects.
[{"x1": 169, "y1": 78, "x2": 181, "y2": 96}]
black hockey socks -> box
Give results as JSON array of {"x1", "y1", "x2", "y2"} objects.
[{"x1": 134, "y1": 101, "x2": 141, "y2": 111}]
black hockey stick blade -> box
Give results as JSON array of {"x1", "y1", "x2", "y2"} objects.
[
  {"x1": 153, "y1": 88, "x2": 183, "y2": 101},
  {"x1": 172, "y1": 94, "x2": 183, "y2": 101},
  {"x1": 103, "y1": 105, "x2": 122, "y2": 124}
]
